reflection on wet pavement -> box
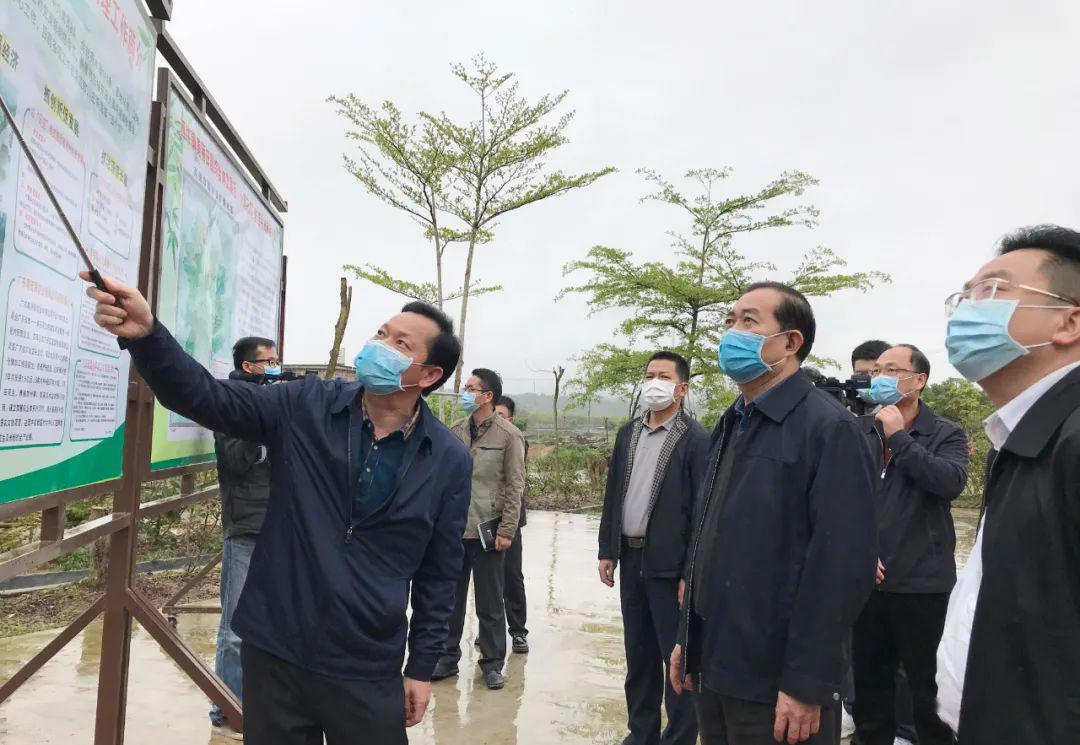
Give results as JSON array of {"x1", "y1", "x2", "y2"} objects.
[{"x1": 0, "y1": 509, "x2": 980, "y2": 744}]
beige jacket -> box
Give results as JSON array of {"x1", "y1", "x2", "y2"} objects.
[{"x1": 451, "y1": 412, "x2": 526, "y2": 540}]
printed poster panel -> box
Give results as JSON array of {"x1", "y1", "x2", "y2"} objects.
[
  {"x1": 150, "y1": 86, "x2": 283, "y2": 470},
  {"x1": 0, "y1": 0, "x2": 155, "y2": 503}
]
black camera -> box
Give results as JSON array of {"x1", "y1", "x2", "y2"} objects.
[
  {"x1": 234, "y1": 370, "x2": 302, "y2": 385},
  {"x1": 811, "y1": 372, "x2": 872, "y2": 411}
]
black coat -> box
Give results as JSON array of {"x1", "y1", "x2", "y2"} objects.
[
  {"x1": 598, "y1": 410, "x2": 710, "y2": 579},
  {"x1": 215, "y1": 371, "x2": 272, "y2": 539},
  {"x1": 859, "y1": 403, "x2": 969, "y2": 593},
  {"x1": 680, "y1": 371, "x2": 878, "y2": 707},
  {"x1": 959, "y1": 366, "x2": 1080, "y2": 745}
]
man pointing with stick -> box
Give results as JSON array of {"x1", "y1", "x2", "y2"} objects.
[{"x1": 82, "y1": 271, "x2": 472, "y2": 745}]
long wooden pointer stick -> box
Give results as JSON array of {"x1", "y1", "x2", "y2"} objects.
[{"x1": 0, "y1": 94, "x2": 110, "y2": 295}]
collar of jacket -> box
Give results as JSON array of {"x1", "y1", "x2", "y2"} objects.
[
  {"x1": 1001, "y1": 365, "x2": 1080, "y2": 458},
  {"x1": 744, "y1": 369, "x2": 814, "y2": 423},
  {"x1": 330, "y1": 382, "x2": 432, "y2": 448}
]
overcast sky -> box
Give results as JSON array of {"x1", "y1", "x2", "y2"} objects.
[{"x1": 167, "y1": 0, "x2": 1080, "y2": 395}]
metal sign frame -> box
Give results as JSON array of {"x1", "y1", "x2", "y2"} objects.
[{"x1": 0, "y1": 4, "x2": 288, "y2": 741}]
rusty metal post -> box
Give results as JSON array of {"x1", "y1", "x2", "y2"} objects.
[{"x1": 92, "y1": 92, "x2": 166, "y2": 745}]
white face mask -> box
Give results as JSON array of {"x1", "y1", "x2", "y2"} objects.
[{"x1": 641, "y1": 378, "x2": 678, "y2": 412}]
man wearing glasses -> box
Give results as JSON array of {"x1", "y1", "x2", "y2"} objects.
[
  {"x1": 434, "y1": 368, "x2": 525, "y2": 689},
  {"x1": 937, "y1": 225, "x2": 1080, "y2": 745},
  {"x1": 851, "y1": 344, "x2": 969, "y2": 745}
]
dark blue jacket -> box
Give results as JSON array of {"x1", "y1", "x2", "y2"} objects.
[
  {"x1": 680, "y1": 371, "x2": 878, "y2": 706},
  {"x1": 124, "y1": 323, "x2": 471, "y2": 682}
]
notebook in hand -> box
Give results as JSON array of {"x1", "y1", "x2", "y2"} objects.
[{"x1": 477, "y1": 517, "x2": 501, "y2": 552}]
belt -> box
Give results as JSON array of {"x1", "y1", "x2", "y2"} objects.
[{"x1": 622, "y1": 536, "x2": 645, "y2": 549}]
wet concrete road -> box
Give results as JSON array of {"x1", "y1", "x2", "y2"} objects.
[{"x1": 0, "y1": 509, "x2": 980, "y2": 744}]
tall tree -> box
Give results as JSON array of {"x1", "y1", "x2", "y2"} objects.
[
  {"x1": 425, "y1": 56, "x2": 615, "y2": 390},
  {"x1": 562, "y1": 168, "x2": 889, "y2": 420}
]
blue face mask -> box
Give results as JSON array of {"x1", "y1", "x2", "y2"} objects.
[
  {"x1": 718, "y1": 329, "x2": 789, "y2": 384},
  {"x1": 946, "y1": 299, "x2": 1051, "y2": 382},
  {"x1": 459, "y1": 391, "x2": 480, "y2": 413},
  {"x1": 263, "y1": 365, "x2": 282, "y2": 377},
  {"x1": 354, "y1": 340, "x2": 415, "y2": 395},
  {"x1": 868, "y1": 375, "x2": 912, "y2": 406}
]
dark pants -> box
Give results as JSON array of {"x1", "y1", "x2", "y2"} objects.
[
  {"x1": 852, "y1": 592, "x2": 953, "y2": 745},
  {"x1": 695, "y1": 687, "x2": 839, "y2": 745},
  {"x1": 843, "y1": 669, "x2": 920, "y2": 743},
  {"x1": 210, "y1": 534, "x2": 256, "y2": 725},
  {"x1": 241, "y1": 642, "x2": 405, "y2": 745},
  {"x1": 620, "y1": 544, "x2": 698, "y2": 745},
  {"x1": 441, "y1": 538, "x2": 506, "y2": 673},
  {"x1": 504, "y1": 527, "x2": 528, "y2": 637}
]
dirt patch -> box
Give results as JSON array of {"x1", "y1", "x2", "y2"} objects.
[{"x1": 0, "y1": 565, "x2": 221, "y2": 638}]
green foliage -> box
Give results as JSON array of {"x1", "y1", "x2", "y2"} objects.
[
  {"x1": 561, "y1": 167, "x2": 890, "y2": 422},
  {"x1": 332, "y1": 55, "x2": 614, "y2": 391},
  {"x1": 923, "y1": 377, "x2": 996, "y2": 507}
]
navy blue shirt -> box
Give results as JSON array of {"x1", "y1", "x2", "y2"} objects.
[{"x1": 354, "y1": 406, "x2": 418, "y2": 523}]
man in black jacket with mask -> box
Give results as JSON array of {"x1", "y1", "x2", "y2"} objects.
[
  {"x1": 937, "y1": 225, "x2": 1080, "y2": 745},
  {"x1": 670, "y1": 282, "x2": 877, "y2": 745},
  {"x1": 852, "y1": 343, "x2": 968, "y2": 745},
  {"x1": 599, "y1": 351, "x2": 709, "y2": 745},
  {"x1": 209, "y1": 336, "x2": 280, "y2": 734}
]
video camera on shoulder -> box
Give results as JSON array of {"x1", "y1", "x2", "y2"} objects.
[
  {"x1": 811, "y1": 372, "x2": 872, "y2": 412},
  {"x1": 233, "y1": 370, "x2": 302, "y2": 385}
]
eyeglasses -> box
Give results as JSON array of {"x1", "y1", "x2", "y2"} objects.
[
  {"x1": 250, "y1": 357, "x2": 280, "y2": 367},
  {"x1": 870, "y1": 367, "x2": 917, "y2": 378},
  {"x1": 462, "y1": 385, "x2": 490, "y2": 395},
  {"x1": 944, "y1": 278, "x2": 1078, "y2": 317}
]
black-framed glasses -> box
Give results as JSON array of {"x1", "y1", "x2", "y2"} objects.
[
  {"x1": 870, "y1": 367, "x2": 917, "y2": 378},
  {"x1": 249, "y1": 357, "x2": 280, "y2": 367},
  {"x1": 462, "y1": 385, "x2": 490, "y2": 395},
  {"x1": 945, "y1": 278, "x2": 1078, "y2": 317}
]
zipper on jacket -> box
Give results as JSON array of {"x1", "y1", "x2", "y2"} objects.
[
  {"x1": 873, "y1": 429, "x2": 888, "y2": 479},
  {"x1": 681, "y1": 415, "x2": 729, "y2": 673},
  {"x1": 345, "y1": 406, "x2": 356, "y2": 543}
]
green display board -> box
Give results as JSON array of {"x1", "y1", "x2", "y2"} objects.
[
  {"x1": 0, "y1": 0, "x2": 155, "y2": 503},
  {"x1": 150, "y1": 84, "x2": 284, "y2": 471}
]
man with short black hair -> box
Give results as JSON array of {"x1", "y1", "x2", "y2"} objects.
[
  {"x1": 82, "y1": 272, "x2": 471, "y2": 745},
  {"x1": 599, "y1": 350, "x2": 708, "y2": 745},
  {"x1": 671, "y1": 281, "x2": 878, "y2": 745},
  {"x1": 937, "y1": 225, "x2": 1080, "y2": 744},
  {"x1": 852, "y1": 339, "x2": 892, "y2": 376},
  {"x1": 435, "y1": 368, "x2": 525, "y2": 690},
  {"x1": 852, "y1": 344, "x2": 968, "y2": 745},
  {"x1": 208, "y1": 335, "x2": 282, "y2": 734},
  {"x1": 495, "y1": 395, "x2": 530, "y2": 654}
]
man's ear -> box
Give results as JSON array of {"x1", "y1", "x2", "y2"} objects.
[
  {"x1": 1053, "y1": 306, "x2": 1080, "y2": 346},
  {"x1": 786, "y1": 330, "x2": 804, "y2": 356},
  {"x1": 419, "y1": 365, "x2": 444, "y2": 392}
]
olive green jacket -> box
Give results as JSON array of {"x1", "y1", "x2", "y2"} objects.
[{"x1": 450, "y1": 411, "x2": 526, "y2": 540}]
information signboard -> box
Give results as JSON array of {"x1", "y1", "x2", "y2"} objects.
[
  {"x1": 0, "y1": 0, "x2": 155, "y2": 503},
  {"x1": 150, "y1": 82, "x2": 284, "y2": 471}
]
